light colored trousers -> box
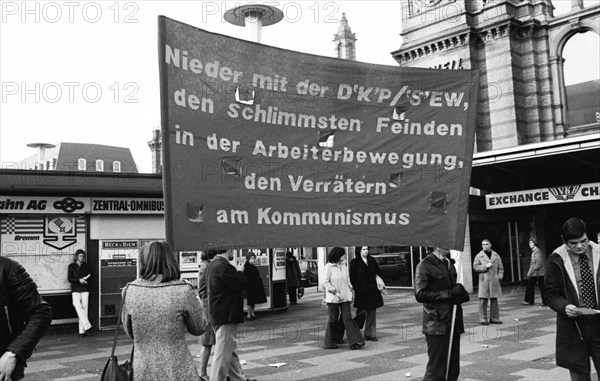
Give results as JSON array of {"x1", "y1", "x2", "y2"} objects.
[
  {"x1": 71, "y1": 292, "x2": 91, "y2": 334},
  {"x1": 210, "y1": 323, "x2": 246, "y2": 381}
]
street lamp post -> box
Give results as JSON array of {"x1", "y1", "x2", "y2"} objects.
[{"x1": 223, "y1": 4, "x2": 283, "y2": 43}]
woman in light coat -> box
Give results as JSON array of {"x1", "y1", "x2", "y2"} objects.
[
  {"x1": 121, "y1": 241, "x2": 206, "y2": 381},
  {"x1": 473, "y1": 239, "x2": 504, "y2": 325},
  {"x1": 322, "y1": 247, "x2": 365, "y2": 350}
]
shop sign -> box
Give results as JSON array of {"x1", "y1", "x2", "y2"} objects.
[
  {"x1": 159, "y1": 17, "x2": 479, "y2": 251},
  {"x1": 0, "y1": 196, "x2": 164, "y2": 214},
  {"x1": 102, "y1": 241, "x2": 138, "y2": 249},
  {"x1": 0, "y1": 215, "x2": 87, "y2": 294},
  {"x1": 486, "y1": 182, "x2": 600, "y2": 209},
  {"x1": 91, "y1": 198, "x2": 164, "y2": 214},
  {"x1": 0, "y1": 196, "x2": 90, "y2": 214}
]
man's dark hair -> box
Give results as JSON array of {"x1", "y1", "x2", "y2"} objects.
[
  {"x1": 327, "y1": 247, "x2": 346, "y2": 263},
  {"x1": 205, "y1": 249, "x2": 226, "y2": 260},
  {"x1": 529, "y1": 238, "x2": 538, "y2": 246},
  {"x1": 561, "y1": 217, "x2": 587, "y2": 242}
]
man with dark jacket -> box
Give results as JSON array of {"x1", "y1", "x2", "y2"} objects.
[
  {"x1": 545, "y1": 217, "x2": 600, "y2": 381},
  {"x1": 1, "y1": 257, "x2": 52, "y2": 381},
  {"x1": 205, "y1": 249, "x2": 255, "y2": 381},
  {"x1": 415, "y1": 247, "x2": 469, "y2": 381},
  {"x1": 285, "y1": 252, "x2": 302, "y2": 305}
]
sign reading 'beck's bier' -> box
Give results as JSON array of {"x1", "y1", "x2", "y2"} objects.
[{"x1": 486, "y1": 182, "x2": 600, "y2": 209}]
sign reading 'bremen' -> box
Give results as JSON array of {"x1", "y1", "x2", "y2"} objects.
[
  {"x1": 158, "y1": 16, "x2": 479, "y2": 250},
  {"x1": 485, "y1": 182, "x2": 600, "y2": 209}
]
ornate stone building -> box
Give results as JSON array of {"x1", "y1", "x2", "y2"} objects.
[{"x1": 392, "y1": 0, "x2": 600, "y2": 289}]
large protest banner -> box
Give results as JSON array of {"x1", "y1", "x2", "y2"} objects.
[{"x1": 158, "y1": 16, "x2": 479, "y2": 251}]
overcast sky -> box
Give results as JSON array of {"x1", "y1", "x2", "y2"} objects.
[
  {"x1": 0, "y1": 1, "x2": 403, "y2": 173},
  {"x1": 0, "y1": 0, "x2": 597, "y2": 173}
]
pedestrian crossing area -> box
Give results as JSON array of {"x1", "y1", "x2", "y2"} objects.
[{"x1": 24, "y1": 286, "x2": 597, "y2": 380}]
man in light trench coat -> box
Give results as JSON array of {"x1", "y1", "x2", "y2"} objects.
[{"x1": 473, "y1": 239, "x2": 504, "y2": 325}]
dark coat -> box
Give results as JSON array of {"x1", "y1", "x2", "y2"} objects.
[
  {"x1": 286, "y1": 257, "x2": 301, "y2": 287},
  {"x1": 349, "y1": 256, "x2": 384, "y2": 310},
  {"x1": 244, "y1": 262, "x2": 267, "y2": 305},
  {"x1": 67, "y1": 262, "x2": 91, "y2": 292},
  {"x1": 206, "y1": 256, "x2": 246, "y2": 326},
  {"x1": 545, "y1": 241, "x2": 600, "y2": 373},
  {"x1": 414, "y1": 254, "x2": 466, "y2": 335},
  {"x1": 0, "y1": 257, "x2": 52, "y2": 381}
]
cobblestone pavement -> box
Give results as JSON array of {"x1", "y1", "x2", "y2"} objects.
[{"x1": 24, "y1": 285, "x2": 597, "y2": 380}]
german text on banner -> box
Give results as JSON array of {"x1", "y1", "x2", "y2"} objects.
[{"x1": 158, "y1": 16, "x2": 479, "y2": 251}]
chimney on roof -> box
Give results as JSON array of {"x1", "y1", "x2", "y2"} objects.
[
  {"x1": 147, "y1": 129, "x2": 162, "y2": 174},
  {"x1": 26, "y1": 143, "x2": 56, "y2": 170}
]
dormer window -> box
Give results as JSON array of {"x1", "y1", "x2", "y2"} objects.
[
  {"x1": 113, "y1": 161, "x2": 121, "y2": 173},
  {"x1": 96, "y1": 159, "x2": 104, "y2": 172},
  {"x1": 78, "y1": 158, "x2": 86, "y2": 171}
]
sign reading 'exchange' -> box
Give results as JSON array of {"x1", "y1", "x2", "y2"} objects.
[
  {"x1": 158, "y1": 16, "x2": 479, "y2": 251},
  {"x1": 486, "y1": 182, "x2": 600, "y2": 209}
]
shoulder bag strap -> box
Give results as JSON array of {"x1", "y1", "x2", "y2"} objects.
[{"x1": 110, "y1": 285, "x2": 128, "y2": 357}]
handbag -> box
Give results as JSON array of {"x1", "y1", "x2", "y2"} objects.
[{"x1": 101, "y1": 286, "x2": 133, "y2": 381}]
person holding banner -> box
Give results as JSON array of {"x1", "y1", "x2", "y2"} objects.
[
  {"x1": 415, "y1": 247, "x2": 469, "y2": 381},
  {"x1": 67, "y1": 249, "x2": 92, "y2": 337},
  {"x1": 206, "y1": 249, "x2": 256, "y2": 381},
  {"x1": 322, "y1": 247, "x2": 365, "y2": 350},
  {"x1": 349, "y1": 246, "x2": 384, "y2": 341},
  {"x1": 473, "y1": 239, "x2": 504, "y2": 325}
]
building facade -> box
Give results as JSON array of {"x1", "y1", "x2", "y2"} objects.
[{"x1": 392, "y1": 0, "x2": 600, "y2": 290}]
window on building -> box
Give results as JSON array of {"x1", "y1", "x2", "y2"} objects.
[
  {"x1": 50, "y1": 158, "x2": 57, "y2": 170},
  {"x1": 113, "y1": 161, "x2": 121, "y2": 172},
  {"x1": 563, "y1": 32, "x2": 600, "y2": 129},
  {"x1": 96, "y1": 159, "x2": 104, "y2": 172},
  {"x1": 78, "y1": 158, "x2": 86, "y2": 171}
]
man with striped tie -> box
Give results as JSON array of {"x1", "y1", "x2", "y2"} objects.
[{"x1": 546, "y1": 218, "x2": 600, "y2": 381}]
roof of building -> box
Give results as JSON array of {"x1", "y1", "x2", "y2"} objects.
[{"x1": 20, "y1": 142, "x2": 138, "y2": 173}]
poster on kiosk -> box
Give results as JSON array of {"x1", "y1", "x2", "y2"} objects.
[{"x1": 99, "y1": 240, "x2": 139, "y2": 327}]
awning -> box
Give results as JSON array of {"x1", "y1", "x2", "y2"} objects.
[{"x1": 470, "y1": 134, "x2": 600, "y2": 193}]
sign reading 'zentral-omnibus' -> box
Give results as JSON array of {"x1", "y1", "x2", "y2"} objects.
[
  {"x1": 0, "y1": 196, "x2": 164, "y2": 214},
  {"x1": 158, "y1": 16, "x2": 479, "y2": 250},
  {"x1": 486, "y1": 182, "x2": 600, "y2": 209}
]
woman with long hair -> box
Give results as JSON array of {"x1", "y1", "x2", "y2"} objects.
[
  {"x1": 350, "y1": 246, "x2": 384, "y2": 341},
  {"x1": 67, "y1": 249, "x2": 92, "y2": 337},
  {"x1": 121, "y1": 241, "x2": 206, "y2": 380},
  {"x1": 322, "y1": 247, "x2": 365, "y2": 350}
]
